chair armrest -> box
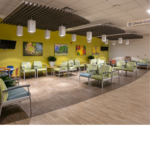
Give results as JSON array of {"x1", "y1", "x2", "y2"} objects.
[
  {"x1": 21, "y1": 66, "x2": 25, "y2": 70},
  {"x1": 3, "y1": 85, "x2": 30, "y2": 93},
  {"x1": 103, "y1": 72, "x2": 111, "y2": 74}
]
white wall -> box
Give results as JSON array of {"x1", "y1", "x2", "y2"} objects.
[{"x1": 109, "y1": 34, "x2": 150, "y2": 61}]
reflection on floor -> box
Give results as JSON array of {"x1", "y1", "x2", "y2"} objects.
[{"x1": 0, "y1": 69, "x2": 147, "y2": 125}]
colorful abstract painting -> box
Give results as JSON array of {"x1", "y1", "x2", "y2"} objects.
[
  {"x1": 92, "y1": 46, "x2": 100, "y2": 55},
  {"x1": 76, "y1": 45, "x2": 86, "y2": 56},
  {"x1": 55, "y1": 44, "x2": 68, "y2": 56},
  {"x1": 23, "y1": 42, "x2": 43, "y2": 56}
]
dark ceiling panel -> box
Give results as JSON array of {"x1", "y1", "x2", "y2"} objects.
[
  {"x1": 66, "y1": 25, "x2": 126, "y2": 37},
  {"x1": 98, "y1": 34, "x2": 143, "y2": 40},
  {"x1": 1, "y1": 1, "x2": 90, "y2": 31}
]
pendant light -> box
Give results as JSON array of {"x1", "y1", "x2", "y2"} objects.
[
  {"x1": 125, "y1": 39, "x2": 129, "y2": 45},
  {"x1": 45, "y1": 29, "x2": 50, "y2": 39},
  {"x1": 17, "y1": 25, "x2": 23, "y2": 36},
  {"x1": 102, "y1": 34, "x2": 106, "y2": 42},
  {"x1": 87, "y1": 31, "x2": 92, "y2": 40},
  {"x1": 72, "y1": 34, "x2": 76, "y2": 41},
  {"x1": 59, "y1": 25, "x2": 66, "y2": 37},
  {"x1": 28, "y1": 19, "x2": 36, "y2": 33},
  {"x1": 118, "y1": 38, "x2": 123, "y2": 44},
  {"x1": 112, "y1": 41, "x2": 116, "y2": 46},
  {"x1": 87, "y1": 39, "x2": 91, "y2": 43},
  {"x1": 105, "y1": 39, "x2": 108, "y2": 45}
]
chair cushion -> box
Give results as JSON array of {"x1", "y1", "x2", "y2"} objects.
[
  {"x1": 123, "y1": 68, "x2": 134, "y2": 72},
  {"x1": 137, "y1": 63, "x2": 148, "y2": 66},
  {"x1": 24, "y1": 69, "x2": 36, "y2": 73},
  {"x1": 0, "y1": 79, "x2": 8, "y2": 103},
  {"x1": 69, "y1": 66, "x2": 77, "y2": 70},
  {"x1": 113, "y1": 67, "x2": 122, "y2": 70},
  {"x1": 34, "y1": 61, "x2": 42, "y2": 68},
  {"x1": 80, "y1": 73, "x2": 91, "y2": 78},
  {"x1": 7, "y1": 86, "x2": 29, "y2": 101},
  {"x1": 37, "y1": 68, "x2": 47, "y2": 71},
  {"x1": 91, "y1": 75, "x2": 109, "y2": 81},
  {"x1": 139, "y1": 59, "x2": 148, "y2": 64},
  {"x1": 21, "y1": 62, "x2": 31, "y2": 70},
  {"x1": 116, "y1": 60, "x2": 125, "y2": 67},
  {"x1": 54, "y1": 67, "x2": 67, "y2": 72}
]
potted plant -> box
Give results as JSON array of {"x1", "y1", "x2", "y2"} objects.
[
  {"x1": 48, "y1": 56, "x2": 57, "y2": 67},
  {"x1": 88, "y1": 55, "x2": 95, "y2": 64},
  {"x1": 0, "y1": 75, "x2": 15, "y2": 88}
]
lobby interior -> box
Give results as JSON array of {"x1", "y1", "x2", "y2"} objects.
[{"x1": 0, "y1": 0, "x2": 150, "y2": 125}]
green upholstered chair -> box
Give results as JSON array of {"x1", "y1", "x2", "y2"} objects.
[
  {"x1": 68, "y1": 60, "x2": 77, "y2": 76},
  {"x1": 33, "y1": 61, "x2": 47, "y2": 78},
  {"x1": 53, "y1": 61, "x2": 68, "y2": 77},
  {"x1": 97, "y1": 59, "x2": 106, "y2": 65},
  {"x1": 137, "y1": 59, "x2": 150, "y2": 71},
  {"x1": 90, "y1": 59, "x2": 97, "y2": 64},
  {"x1": 123, "y1": 61, "x2": 137, "y2": 78},
  {"x1": 113, "y1": 60, "x2": 125, "y2": 75},
  {"x1": 79, "y1": 64, "x2": 97, "y2": 86},
  {"x1": 74, "y1": 59, "x2": 85, "y2": 71},
  {"x1": 20, "y1": 62, "x2": 36, "y2": 80},
  {"x1": 91, "y1": 65, "x2": 120, "y2": 90},
  {"x1": 0, "y1": 78, "x2": 32, "y2": 118}
]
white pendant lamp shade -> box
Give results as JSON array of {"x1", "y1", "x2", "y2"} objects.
[
  {"x1": 118, "y1": 38, "x2": 123, "y2": 44},
  {"x1": 125, "y1": 39, "x2": 129, "y2": 45},
  {"x1": 45, "y1": 30, "x2": 50, "y2": 39},
  {"x1": 72, "y1": 34, "x2": 76, "y2": 41},
  {"x1": 17, "y1": 25, "x2": 23, "y2": 36},
  {"x1": 102, "y1": 34, "x2": 106, "y2": 42},
  {"x1": 28, "y1": 19, "x2": 36, "y2": 33},
  {"x1": 105, "y1": 39, "x2": 108, "y2": 44},
  {"x1": 87, "y1": 39, "x2": 91, "y2": 43},
  {"x1": 112, "y1": 41, "x2": 116, "y2": 46},
  {"x1": 87, "y1": 31, "x2": 92, "y2": 40},
  {"x1": 59, "y1": 25, "x2": 66, "y2": 37}
]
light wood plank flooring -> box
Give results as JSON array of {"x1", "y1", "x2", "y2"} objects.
[{"x1": 0, "y1": 69, "x2": 149, "y2": 125}]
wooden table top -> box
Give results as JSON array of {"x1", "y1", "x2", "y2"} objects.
[{"x1": 0, "y1": 68, "x2": 11, "y2": 72}]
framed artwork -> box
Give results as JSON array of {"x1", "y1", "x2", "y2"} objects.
[
  {"x1": 76, "y1": 45, "x2": 86, "y2": 56},
  {"x1": 55, "y1": 44, "x2": 68, "y2": 56},
  {"x1": 92, "y1": 46, "x2": 100, "y2": 55},
  {"x1": 23, "y1": 42, "x2": 43, "y2": 56}
]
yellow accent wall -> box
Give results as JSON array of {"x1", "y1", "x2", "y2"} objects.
[{"x1": 0, "y1": 22, "x2": 109, "y2": 74}]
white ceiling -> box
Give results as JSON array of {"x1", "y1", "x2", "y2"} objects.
[{"x1": 0, "y1": 0, "x2": 150, "y2": 35}]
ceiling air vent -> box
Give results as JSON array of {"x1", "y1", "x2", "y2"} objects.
[{"x1": 61, "y1": 7, "x2": 76, "y2": 13}]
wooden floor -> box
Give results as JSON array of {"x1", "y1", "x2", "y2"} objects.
[{"x1": 0, "y1": 69, "x2": 150, "y2": 125}]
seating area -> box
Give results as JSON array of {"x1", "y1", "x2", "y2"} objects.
[{"x1": 0, "y1": 0, "x2": 150, "y2": 130}]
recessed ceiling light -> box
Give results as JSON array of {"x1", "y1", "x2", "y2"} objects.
[{"x1": 147, "y1": 9, "x2": 150, "y2": 14}]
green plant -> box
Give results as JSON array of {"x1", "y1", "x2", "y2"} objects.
[
  {"x1": 88, "y1": 55, "x2": 95, "y2": 59},
  {"x1": 0, "y1": 75, "x2": 15, "y2": 88},
  {"x1": 48, "y1": 56, "x2": 57, "y2": 61}
]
